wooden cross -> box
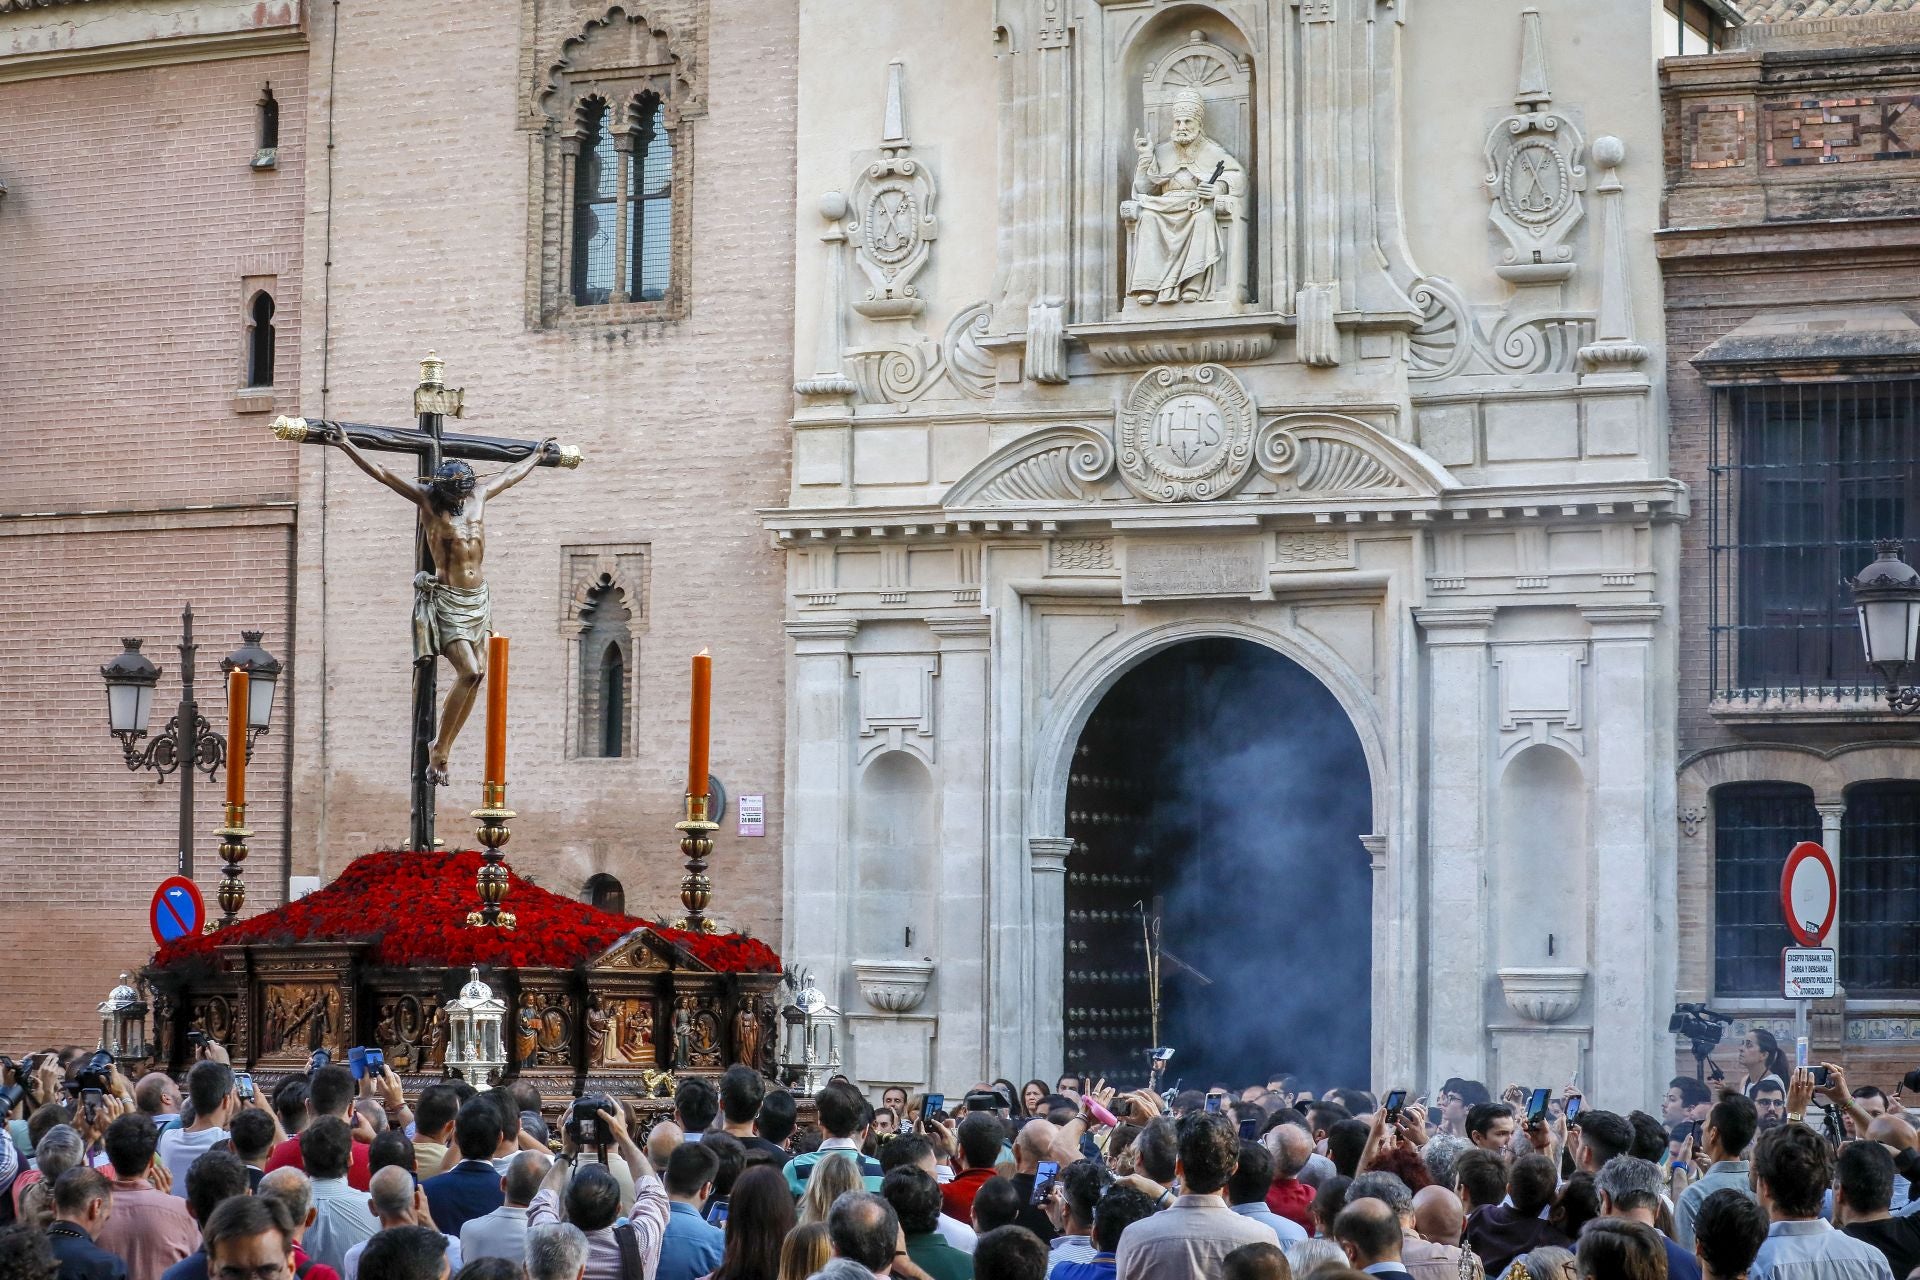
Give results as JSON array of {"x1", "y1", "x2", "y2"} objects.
[{"x1": 272, "y1": 354, "x2": 580, "y2": 851}]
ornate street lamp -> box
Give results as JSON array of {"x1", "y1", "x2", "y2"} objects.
[
  {"x1": 99, "y1": 604, "x2": 282, "y2": 874},
  {"x1": 1847, "y1": 540, "x2": 1920, "y2": 714},
  {"x1": 221, "y1": 630, "x2": 283, "y2": 748}
]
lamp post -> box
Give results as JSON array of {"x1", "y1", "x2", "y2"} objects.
[
  {"x1": 1846, "y1": 540, "x2": 1920, "y2": 715},
  {"x1": 99, "y1": 604, "x2": 282, "y2": 875}
]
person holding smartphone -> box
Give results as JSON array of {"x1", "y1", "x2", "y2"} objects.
[{"x1": 158, "y1": 1060, "x2": 242, "y2": 1196}]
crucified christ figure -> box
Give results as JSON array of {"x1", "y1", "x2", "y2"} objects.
[{"x1": 327, "y1": 424, "x2": 557, "y2": 784}]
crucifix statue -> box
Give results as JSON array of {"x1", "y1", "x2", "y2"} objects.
[{"x1": 271, "y1": 352, "x2": 582, "y2": 849}]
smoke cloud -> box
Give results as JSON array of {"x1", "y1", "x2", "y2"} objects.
[{"x1": 1069, "y1": 637, "x2": 1373, "y2": 1089}]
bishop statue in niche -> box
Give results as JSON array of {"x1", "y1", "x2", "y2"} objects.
[{"x1": 1124, "y1": 89, "x2": 1247, "y2": 308}]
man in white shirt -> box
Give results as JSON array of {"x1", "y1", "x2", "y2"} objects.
[
  {"x1": 527, "y1": 1102, "x2": 668, "y2": 1280},
  {"x1": 343, "y1": 1166, "x2": 463, "y2": 1280},
  {"x1": 158, "y1": 1062, "x2": 239, "y2": 1195},
  {"x1": 461, "y1": 1151, "x2": 548, "y2": 1264},
  {"x1": 301, "y1": 1118, "x2": 380, "y2": 1273}
]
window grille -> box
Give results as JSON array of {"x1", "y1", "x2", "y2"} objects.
[
  {"x1": 1840, "y1": 782, "x2": 1920, "y2": 995},
  {"x1": 571, "y1": 102, "x2": 619, "y2": 307},
  {"x1": 1713, "y1": 782, "x2": 1818, "y2": 996},
  {"x1": 629, "y1": 98, "x2": 672, "y2": 302},
  {"x1": 1708, "y1": 381, "x2": 1920, "y2": 701}
]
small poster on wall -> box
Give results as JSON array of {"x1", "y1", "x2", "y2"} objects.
[{"x1": 738, "y1": 794, "x2": 765, "y2": 837}]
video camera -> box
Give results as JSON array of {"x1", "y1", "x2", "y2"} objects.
[{"x1": 1669, "y1": 1003, "x2": 1732, "y2": 1080}]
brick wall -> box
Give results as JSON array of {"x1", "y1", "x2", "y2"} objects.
[
  {"x1": 0, "y1": 49, "x2": 306, "y2": 1047},
  {"x1": 1662, "y1": 37, "x2": 1920, "y2": 1070},
  {"x1": 290, "y1": 0, "x2": 796, "y2": 945}
]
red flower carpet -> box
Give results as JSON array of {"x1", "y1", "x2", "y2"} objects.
[{"x1": 151, "y1": 849, "x2": 780, "y2": 973}]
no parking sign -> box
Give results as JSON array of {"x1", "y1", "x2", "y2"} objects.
[{"x1": 150, "y1": 876, "x2": 205, "y2": 945}]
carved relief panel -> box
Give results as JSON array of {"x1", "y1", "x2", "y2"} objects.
[
  {"x1": 585, "y1": 993, "x2": 657, "y2": 1067},
  {"x1": 513, "y1": 989, "x2": 576, "y2": 1070},
  {"x1": 670, "y1": 991, "x2": 724, "y2": 1070},
  {"x1": 371, "y1": 993, "x2": 447, "y2": 1075},
  {"x1": 258, "y1": 984, "x2": 344, "y2": 1062}
]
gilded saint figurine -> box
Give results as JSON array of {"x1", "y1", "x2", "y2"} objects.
[
  {"x1": 1125, "y1": 89, "x2": 1246, "y2": 307},
  {"x1": 326, "y1": 423, "x2": 557, "y2": 784}
]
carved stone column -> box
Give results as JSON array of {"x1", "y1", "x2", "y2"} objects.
[
  {"x1": 929, "y1": 616, "x2": 992, "y2": 1084},
  {"x1": 1027, "y1": 834, "x2": 1073, "y2": 1076},
  {"x1": 1581, "y1": 604, "x2": 1668, "y2": 1105},
  {"x1": 784, "y1": 620, "x2": 859, "y2": 1010},
  {"x1": 1417, "y1": 608, "x2": 1497, "y2": 1086}
]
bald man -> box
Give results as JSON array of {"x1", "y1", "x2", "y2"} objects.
[
  {"x1": 342, "y1": 1167, "x2": 461, "y2": 1280},
  {"x1": 134, "y1": 1076, "x2": 183, "y2": 1131},
  {"x1": 1334, "y1": 1197, "x2": 1414, "y2": 1280},
  {"x1": 1009, "y1": 1119, "x2": 1073, "y2": 1243},
  {"x1": 1412, "y1": 1185, "x2": 1468, "y2": 1248}
]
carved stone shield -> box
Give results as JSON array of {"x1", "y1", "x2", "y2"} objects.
[{"x1": 1116, "y1": 364, "x2": 1256, "y2": 502}]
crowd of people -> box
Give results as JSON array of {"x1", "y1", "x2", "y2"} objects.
[{"x1": 5, "y1": 1044, "x2": 1920, "y2": 1280}]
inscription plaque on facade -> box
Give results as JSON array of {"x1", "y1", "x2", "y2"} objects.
[
  {"x1": 1116, "y1": 364, "x2": 1256, "y2": 502},
  {"x1": 1122, "y1": 538, "x2": 1266, "y2": 602}
]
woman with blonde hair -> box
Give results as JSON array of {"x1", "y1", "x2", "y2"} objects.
[
  {"x1": 796, "y1": 1151, "x2": 864, "y2": 1225},
  {"x1": 1502, "y1": 1247, "x2": 1578, "y2": 1280},
  {"x1": 777, "y1": 1222, "x2": 832, "y2": 1280}
]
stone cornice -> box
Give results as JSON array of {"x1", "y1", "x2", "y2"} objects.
[{"x1": 0, "y1": 0, "x2": 305, "y2": 83}]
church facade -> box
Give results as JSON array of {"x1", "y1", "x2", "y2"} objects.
[
  {"x1": 772, "y1": 0, "x2": 1681, "y2": 1102},
  {"x1": 0, "y1": 0, "x2": 1700, "y2": 1103}
]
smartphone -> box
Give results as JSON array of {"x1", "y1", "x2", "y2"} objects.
[
  {"x1": 81, "y1": 1087, "x2": 103, "y2": 1120},
  {"x1": 348, "y1": 1046, "x2": 367, "y2": 1080},
  {"x1": 1810, "y1": 1065, "x2": 1831, "y2": 1087},
  {"x1": 364, "y1": 1048, "x2": 385, "y2": 1074},
  {"x1": 1149, "y1": 1047, "x2": 1175, "y2": 1063},
  {"x1": 711, "y1": 1201, "x2": 729, "y2": 1226},
  {"x1": 1384, "y1": 1089, "x2": 1407, "y2": 1123},
  {"x1": 1526, "y1": 1088, "x2": 1550, "y2": 1125},
  {"x1": 235, "y1": 1073, "x2": 255, "y2": 1102},
  {"x1": 1795, "y1": 1036, "x2": 1810, "y2": 1070},
  {"x1": 1030, "y1": 1160, "x2": 1059, "y2": 1206},
  {"x1": 1239, "y1": 1118, "x2": 1260, "y2": 1141},
  {"x1": 924, "y1": 1093, "x2": 945, "y2": 1119},
  {"x1": 1566, "y1": 1095, "x2": 1583, "y2": 1122},
  {"x1": 1205, "y1": 1094, "x2": 1222, "y2": 1114},
  {"x1": 1427, "y1": 1105, "x2": 1444, "y2": 1126}
]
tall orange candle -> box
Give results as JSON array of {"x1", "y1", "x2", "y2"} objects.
[
  {"x1": 225, "y1": 669, "x2": 249, "y2": 807},
  {"x1": 484, "y1": 635, "x2": 509, "y2": 787},
  {"x1": 687, "y1": 649, "x2": 711, "y2": 800}
]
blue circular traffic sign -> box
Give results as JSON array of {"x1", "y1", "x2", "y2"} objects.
[{"x1": 151, "y1": 875, "x2": 205, "y2": 945}]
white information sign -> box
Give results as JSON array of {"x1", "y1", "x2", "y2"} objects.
[
  {"x1": 1783, "y1": 947, "x2": 1837, "y2": 998},
  {"x1": 738, "y1": 794, "x2": 765, "y2": 837}
]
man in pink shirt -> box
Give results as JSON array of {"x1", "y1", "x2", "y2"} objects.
[{"x1": 92, "y1": 1114, "x2": 201, "y2": 1280}]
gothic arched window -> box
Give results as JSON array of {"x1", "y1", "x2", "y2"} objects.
[
  {"x1": 577, "y1": 576, "x2": 633, "y2": 758},
  {"x1": 246, "y1": 291, "x2": 275, "y2": 388},
  {"x1": 571, "y1": 100, "x2": 618, "y2": 306},
  {"x1": 534, "y1": 7, "x2": 699, "y2": 326},
  {"x1": 628, "y1": 95, "x2": 672, "y2": 302}
]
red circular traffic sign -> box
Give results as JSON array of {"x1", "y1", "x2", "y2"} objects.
[
  {"x1": 1780, "y1": 840, "x2": 1837, "y2": 948},
  {"x1": 150, "y1": 875, "x2": 206, "y2": 946}
]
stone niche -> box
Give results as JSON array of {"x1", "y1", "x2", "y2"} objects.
[{"x1": 1117, "y1": 14, "x2": 1258, "y2": 317}]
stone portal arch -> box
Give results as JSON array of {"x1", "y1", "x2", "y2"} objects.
[
  {"x1": 1046, "y1": 628, "x2": 1380, "y2": 1087},
  {"x1": 1029, "y1": 615, "x2": 1391, "y2": 839}
]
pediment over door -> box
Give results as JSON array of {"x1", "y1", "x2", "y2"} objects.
[{"x1": 942, "y1": 367, "x2": 1456, "y2": 515}]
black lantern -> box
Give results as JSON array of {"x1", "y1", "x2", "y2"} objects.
[
  {"x1": 221, "y1": 630, "x2": 283, "y2": 738},
  {"x1": 100, "y1": 638, "x2": 162, "y2": 742},
  {"x1": 1847, "y1": 540, "x2": 1920, "y2": 714}
]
